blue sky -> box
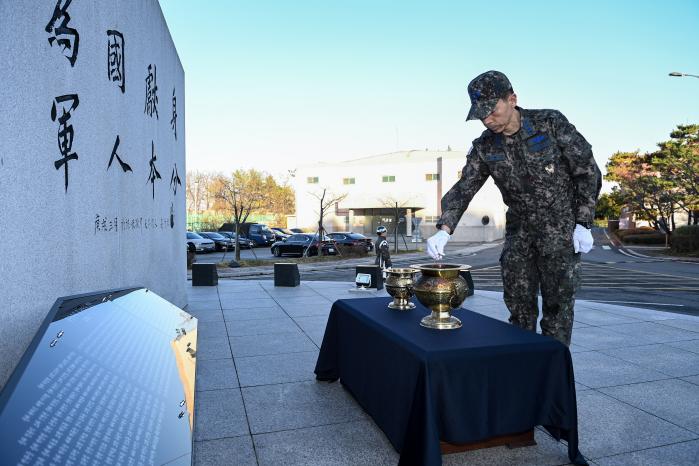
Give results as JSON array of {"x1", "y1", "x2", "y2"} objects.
[{"x1": 160, "y1": 0, "x2": 699, "y2": 182}]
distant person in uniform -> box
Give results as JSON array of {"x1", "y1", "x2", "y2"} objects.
[
  {"x1": 426, "y1": 70, "x2": 601, "y2": 346},
  {"x1": 375, "y1": 226, "x2": 392, "y2": 269}
]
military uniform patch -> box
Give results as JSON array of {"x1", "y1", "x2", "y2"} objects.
[{"x1": 526, "y1": 133, "x2": 551, "y2": 153}]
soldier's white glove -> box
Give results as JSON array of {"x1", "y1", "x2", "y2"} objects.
[
  {"x1": 426, "y1": 230, "x2": 450, "y2": 260},
  {"x1": 573, "y1": 224, "x2": 593, "y2": 253}
]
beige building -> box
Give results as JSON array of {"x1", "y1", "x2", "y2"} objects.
[{"x1": 290, "y1": 150, "x2": 507, "y2": 242}]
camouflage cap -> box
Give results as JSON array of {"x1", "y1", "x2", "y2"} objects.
[{"x1": 466, "y1": 70, "x2": 513, "y2": 121}]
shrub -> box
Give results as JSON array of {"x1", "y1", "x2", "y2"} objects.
[
  {"x1": 616, "y1": 227, "x2": 659, "y2": 240},
  {"x1": 674, "y1": 225, "x2": 699, "y2": 237},
  {"x1": 670, "y1": 225, "x2": 699, "y2": 253},
  {"x1": 622, "y1": 233, "x2": 666, "y2": 244},
  {"x1": 335, "y1": 244, "x2": 369, "y2": 258}
]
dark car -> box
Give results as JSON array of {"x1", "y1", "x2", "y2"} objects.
[
  {"x1": 218, "y1": 231, "x2": 255, "y2": 249},
  {"x1": 289, "y1": 228, "x2": 305, "y2": 234},
  {"x1": 327, "y1": 232, "x2": 374, "y2": 252},
  {"x1": 199, "y1": 232, "x2": 234, "y2": 251},
  {"x1": 270, "y1": 234, "x2": 338, "y2": 257},
  {"x1": 220, "y1": 222, "x2": 276, "y2": 247}
]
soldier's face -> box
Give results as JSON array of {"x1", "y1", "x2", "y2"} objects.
[{"x1": 481, "y1": 94, "x2": 518, "y2": 133}]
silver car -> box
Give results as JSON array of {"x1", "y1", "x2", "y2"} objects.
[{"x1": 186, "y1": 232, "x2": 215, "y2": 253}]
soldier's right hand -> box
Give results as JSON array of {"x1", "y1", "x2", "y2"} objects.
[{"x1": 426, "y1": 230, "x2": 450, "y2": 260}]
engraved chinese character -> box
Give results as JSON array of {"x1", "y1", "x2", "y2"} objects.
[
  {"x1": 170, "y1": 87, "x2": 177, "y2": 139},
  {"x1": 170, "y1": 163, "x2": 181, "y2": 195},
  {"x1": 107, "y1": 135, "x2": 132, "y2": 173},
  {"x1": 147, "y1": 142, "x2": 161, "y2": 199},
  {"x1": 45, "y1": 0, "x2": 79, "y2": 67},
  {"x1": 144, "y1": 64, "x2": 158, "y2": 119},
  {"x1": 51, "y1": 94, "x2": 80, "y2": 191},
  {"x1": 107, "y1": 30, "x2": 125, "y2": 93}
]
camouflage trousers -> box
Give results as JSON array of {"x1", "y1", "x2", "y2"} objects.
[{"x1": 500, "y1": 241, "x2": 581, "y2": 346}]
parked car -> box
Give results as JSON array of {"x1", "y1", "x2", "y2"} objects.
[
  {"x1": 326, "y1": 232, "x2": 374, "y2": 252},
  {"x1": 271, "y1": 227, "x2": 293, "y2": 240},
  {"x1": 198, "y1": 232, "x2": 234, "y2": 251},
  {"x1": 186, "y1": 232, "x2": 215, "y2": 253},
  {"x1": 289, "y1": 228, "x2": 305, "y2": 234},
  {"x1": 270, "y1": 234, "x2": 338, "y2": 257},
  {"x1": 218, "y1": 231, "x2": 255, "y2": 249},
  {"x1": 220, "y1": 222, "x2": 276, "y2": 247},
  {"x1": 272, "y1": 227, "x2": 294, "y2": 236}
]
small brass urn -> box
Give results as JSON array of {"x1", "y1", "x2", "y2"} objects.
[
  {"x1": 412, "y1": 263, "x2": 471, "y2": 329},
  {"x1": 384, "y1": 268, "x2": 419, "y2": 310}
]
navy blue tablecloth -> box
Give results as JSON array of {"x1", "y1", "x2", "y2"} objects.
[{"x1": 314, "y1": 297, "x2": 586, "y2": 466}]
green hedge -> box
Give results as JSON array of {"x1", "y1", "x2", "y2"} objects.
[
  {"x1": 616, "y1": 227, "x2": 657, "y2": 240},
  {"x1": 623, "y1": 233, "x2": 666, "y2": 244},
  {"x1": 670, "y1": 225, "x2": 699, "y2": 253},
  {"x1": 335, "y1": 244, "x2": 370, "y2": 257}
]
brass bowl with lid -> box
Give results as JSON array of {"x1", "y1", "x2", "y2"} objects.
[
  {"x1": 411, "y1": 263, "x2": 471, "y2": 330},
  {"x1": 384, "y1": 267, "x2": 419, "y2": 310}
]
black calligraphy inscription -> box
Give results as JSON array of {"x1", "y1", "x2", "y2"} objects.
[
  {"x1": 107, "y1": 135, "x2": 132, "y2": 173},
  {"x1": 144, "y1": 64, "x2": 159, "y2": 119},
  {"x1": 51, "y1": 94, "x2": 80, "y2": 191},
  {"x1": 170, "y1": 88, "x2": 177, "y2": 139},
  {"x1": 170, "y1": 163, "x2": 181, "y2": 196},
  {"x1": 147, "y1": 141, "x2": 161, "y2": 199},
  {"x1": 170, "y1": 203, "x2": 175, "y2": 228},
  {"x1": 94, "y1": 214, "x2": 118, "y2": 233},
  {"x1": 107, "y1": 30, "x2": 125, "y2": 93},
  {"x1": 45, "y1": 0, "x2": 79, "y2": 67}
]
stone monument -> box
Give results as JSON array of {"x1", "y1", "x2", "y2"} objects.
[{"x1": 0, "y1": 0, "x2": 186, "y2": 389}]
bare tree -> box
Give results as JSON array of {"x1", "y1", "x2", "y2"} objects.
[
  {"x1": 378, "y1": 196, "x2": 414, "y2": 252},
  {"x1": 186, "y1": 171, "x2": 215, "y2": 230},
  {"x1": 307, "y1": 188, "x2": 348, "y2": 257},
  {"x1": 215, "y1": 170, "x2": 269, "y2": 262}
]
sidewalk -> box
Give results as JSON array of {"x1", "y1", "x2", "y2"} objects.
[
  {"x1": 187, "y1": 278, "x2": 699, "y2": 466},
  {"x1": 187, "y1": 240, "x2": 503, "y2": 280}
]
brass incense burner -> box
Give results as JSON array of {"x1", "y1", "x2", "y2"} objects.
[
  {"x1": 411, "y1": 263, "x2": 471, "y2": 330},
  {"x1": 384, "y1": 267, "x2": 419, "y2": 310}
]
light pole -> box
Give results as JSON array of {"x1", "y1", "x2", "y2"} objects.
[{"x1": 669, "y1": 71, "x2": 699, "y2": 79}]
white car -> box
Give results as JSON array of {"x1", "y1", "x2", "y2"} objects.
[{"x1": 186, "y1": 232, "x2": 215, "y2": 253}]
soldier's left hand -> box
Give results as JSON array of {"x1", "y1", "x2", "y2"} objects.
[{"x1": 573, "y1": 224, "x2": 593, "y2": 253}]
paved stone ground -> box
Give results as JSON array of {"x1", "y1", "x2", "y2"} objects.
[{"x1": 186, "y1": 279, "x2": 699, "y2": 466}]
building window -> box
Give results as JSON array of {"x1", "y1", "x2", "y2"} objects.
[
  {"x1": 425, "y1": 173, "x2": 440, "y2": 181},
  {"x1": 382, "y1": 175, "x2": 396, "y2": 183},
  {"x1": 307, "y1": 176, "x2": 319, "y2": 184},
  {"x1": 424, "y1": 216, "x2": 440, "y2": 223},
  {"x1": 343, "y1": 177, "x2": 355, "y2": 185}
]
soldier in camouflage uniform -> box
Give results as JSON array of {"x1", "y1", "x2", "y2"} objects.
[{"x1": 427, "y1": 71, "x2": 601, "y2": 346}]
